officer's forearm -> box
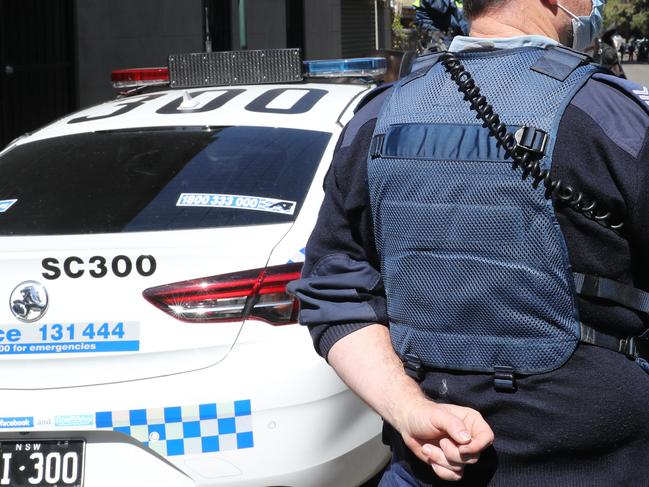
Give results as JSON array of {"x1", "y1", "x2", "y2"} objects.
[{"x1": 327, "y1": 324, "x2": 428, "y2": 432}]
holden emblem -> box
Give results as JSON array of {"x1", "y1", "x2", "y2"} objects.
[{"x1": 10, "y1": 281, "x2": 49, "y2": 322}]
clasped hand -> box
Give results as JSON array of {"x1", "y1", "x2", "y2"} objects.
[{"x1": 399, "y1": 400, "x2": 494, "y2": 482}]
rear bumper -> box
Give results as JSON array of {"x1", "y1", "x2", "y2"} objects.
[{"x1": 0, "y1": 323, "x2": 389, "y2": 486}]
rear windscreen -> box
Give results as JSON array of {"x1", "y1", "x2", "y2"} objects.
[{"x1": 0, "y1": 126, "x2": 331, "y2": 235}]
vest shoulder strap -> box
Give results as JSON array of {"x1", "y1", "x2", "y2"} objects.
[
  {"x1": 531, "y1": 45, "x2": 593, "y2": 82},
  {"x1": 398, "y1": 50, "x2": 444, "y2": 82}
]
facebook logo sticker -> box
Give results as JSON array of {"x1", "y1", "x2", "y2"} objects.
[{"x1": 0, "y1": 417, "x2": 34, "y2": 428}]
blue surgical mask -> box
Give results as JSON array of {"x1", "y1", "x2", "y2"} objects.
[{"x1": 558, "y1": 0, "x2": 606, "y2": 52}]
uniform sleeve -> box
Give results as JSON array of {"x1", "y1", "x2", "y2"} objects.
[
  {"x1": 287, "y1": 90, "x2": 392, "y2": 360},
  {"x1": 551, "y1": 75, "x2": 649, "y2": 336}
]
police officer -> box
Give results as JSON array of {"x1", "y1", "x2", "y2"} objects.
[
  {"x1": 414, "y1": 0, "x2": 469, "y2": 51},
  {"x1": 289, "y1": 0, "x2": 649, "y2": 485}
]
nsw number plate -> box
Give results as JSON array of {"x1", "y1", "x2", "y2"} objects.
[{"x1": 0, "y1": 439, "x2": 84, "y2": 486}]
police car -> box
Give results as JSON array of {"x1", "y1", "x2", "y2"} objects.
[{"x1": 0, "y1": 50, "x2": 389, "y2": 487}]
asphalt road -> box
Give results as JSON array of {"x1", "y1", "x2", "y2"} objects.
[{"x1": 622, "y1": 62, "x2": 649, "y2": 86}]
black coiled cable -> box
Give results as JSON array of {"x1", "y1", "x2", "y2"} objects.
[{"x1": 439, "y1": 52, "x2": 625, "y2": 235}]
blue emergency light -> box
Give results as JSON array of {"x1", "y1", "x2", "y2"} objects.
[{"x1": 303, "y1": 58, "x2": 387, "y2": 79}]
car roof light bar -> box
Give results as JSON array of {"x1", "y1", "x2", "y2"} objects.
[
  {"x1": 112, "y1": 50, "x2": 387, "y2": 91},
  {"x1": 303, "y1": 57, "x2": 387, "y2": 79},
  {"x1": 168, "y1": 48, "x2": 303, "y2": 88}
]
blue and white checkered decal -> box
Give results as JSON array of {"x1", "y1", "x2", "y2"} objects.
[{"x1": 95, "y1": 400, "x2": 253, "y2": 457}]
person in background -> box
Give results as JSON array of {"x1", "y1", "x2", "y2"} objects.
[
  {"x1": 586, "y1": 27, "x2": 626, "y2": 77},
  {"x1": 414, "y1": 0, "x2": 469, "y2": 51}
]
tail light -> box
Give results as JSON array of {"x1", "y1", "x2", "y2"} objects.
[{"x1": 143, "y1": 263, "x2": 303, "y2": 325}]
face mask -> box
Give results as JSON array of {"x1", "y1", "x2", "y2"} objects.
[{"x1": 557, "y1": 0, "x2": 606, "y2": 52}]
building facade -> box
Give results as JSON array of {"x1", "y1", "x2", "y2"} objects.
[{"x1": 0, "y1": 0, "x2": 392, "y2": 148}]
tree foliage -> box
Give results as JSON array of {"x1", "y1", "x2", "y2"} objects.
[{"x1": 604, "y1": 0, "x2": 649, "y2": 38}]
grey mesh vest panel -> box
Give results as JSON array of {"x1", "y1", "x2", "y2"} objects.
[{"x1": 368, "y1": 48, "x2": 599, "y2": 374}]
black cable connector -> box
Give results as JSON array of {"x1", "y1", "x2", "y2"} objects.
[{"x1": 439, "y1": 52, "x2": 625, "y2": 235}]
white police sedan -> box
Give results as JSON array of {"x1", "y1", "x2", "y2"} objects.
[{"x1": 0, "y1": 50, "x2": 389, "y2": 487}]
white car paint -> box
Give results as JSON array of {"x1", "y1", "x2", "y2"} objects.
[{"x1": 0, "y1": 74, "x2": 390, "y2": 486}]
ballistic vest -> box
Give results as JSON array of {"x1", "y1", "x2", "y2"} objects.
[{"x1": 368, "y1": 47, "x2": 601, "y2": 378}]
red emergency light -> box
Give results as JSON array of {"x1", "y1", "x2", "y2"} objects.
[{"x1": 111, "y1": 67, "x2": 170, "y2": 89}]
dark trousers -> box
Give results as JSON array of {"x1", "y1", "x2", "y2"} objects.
[{"x1": 379, "y1": 459, "x2": 418, "y2": 487}]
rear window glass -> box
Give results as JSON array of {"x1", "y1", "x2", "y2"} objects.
[{"x1": 0, "y1": 126, "x2": 331, "y2": 235}]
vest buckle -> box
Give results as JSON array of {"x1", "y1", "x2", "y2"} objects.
[
  {"x1": 402, "y1": 354, "x2": 425, "y2": 381},
  {"x1": 619, "y1": 336, "x2": 638, "y2": 359},
  {"x1": 580, "y1": 322, "x2": 644, "y2": 360},
  {"x1": 514, "y1": 126, "x2": 549, "y2": 156},
  {"x1": 493, "y1": 366, "x2": 517, "y2": 393},
  {"x1": 370, "y1": 134, "x2": 385, "y2": 159}
]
